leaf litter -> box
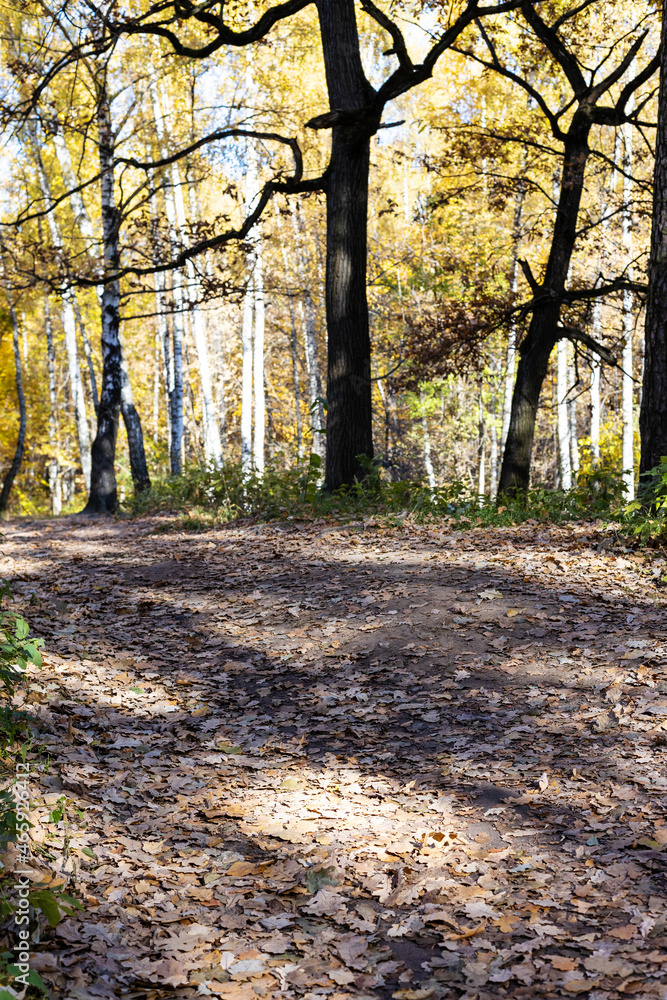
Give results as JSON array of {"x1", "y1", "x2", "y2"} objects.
[{"x1": 1, "y1": 515, "x2": 667, "y2": 999}]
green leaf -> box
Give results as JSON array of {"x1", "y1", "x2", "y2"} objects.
[
  {"x1": 305, "y1": 865, "x2": 340, "y2": 894},
  {"x1": 14, "y1": 619, "x2": 28, "y2": 641},
  {"x1": 29, "y1": 890, "x2": 62, "y2": 927},
  {"x1": 81, "y1": 847, "x2": 97, "y2": 859}
]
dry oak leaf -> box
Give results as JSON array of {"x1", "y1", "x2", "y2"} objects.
[
  {"x1": 609, "y1": 925, "x2": 637, "y2": 940},
  {"x1": 224, "y1": 861, "x2": 261, "y2": 878},
  {"x1": 562, "y1": 980, "x2": 600, "y2": 994},
  {"x1": 584, "y1": 955, "x2": 635, "y2": 978},
  {"x1": 550, "y1": 956, "x2": 580, "y2": 971}
]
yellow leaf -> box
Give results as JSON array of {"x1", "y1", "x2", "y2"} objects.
[{"x1": 224, "y1": 861, "x2": 260, "y2": 878}]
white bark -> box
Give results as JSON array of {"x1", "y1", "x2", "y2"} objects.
[
  {"x1": 44, "y1": 296, "x2": 62, "y2": 514},
  {"x1": 590, "y1": 298, "x2": 601, "y2": 462},
  {"x1": 621, "y1": 118, "x2": 635, "y2": 500},
  {"x1": 568, "y1": 365, "x2": 580, "y2": 477},
  {"x1": 420, "y1": 390, "x2": 435, "y2": 489},
  {"x1": 252, "y1": 234, "x2": 266, "y2": 474},
  {"x1": 30, "y1": 129, "x2": 91, "y2": 488},
  {"x1": 477, "y1": 392, "x2": 486, "y2": 496},
  {"x1": 557, "y1": 339, "x2": 572, "y2": 489},
  {"x1": 293, "y1": 205, "x2": 325, "y2": 459},
  {"x1": 149, "y1": 82, "x2": 184, "y2": 473},
  {"x1": 275, "y1": 202, "x2": 303, "y2": 458},
  {"x1": 241, "y1": 274, "x2": 254, "y2": 476}
]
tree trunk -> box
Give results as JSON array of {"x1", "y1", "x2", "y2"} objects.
[
  {"x1": 276, "y1": 204, "x2": 303, "y2": 459},
  {"x1": 83, "y1": 85, "x2": 122, "y2": 514},
  {"x1": 317, "y1": 0, "x2": 375, "y2": 490},
  {"x1": 621, "y1": 118, "x2": 635, "y2": 500},
  {"x1": 0, "y1": 304, "x2": 27, "y2": 513},
  {"x1": 499, "y1": 128, "x2": 591, "y2": 495},
  {"x1": 557, "y1": 339, "x2": 572, "y2": 489},
  {"x1": 55, "y1": 125, "x2": 149, "y2": 492},
  {"x1": 477, "y1": 390, "x2": 486, "y2": 497},
  {"x1": 293, "y1": 206, "x2": 325, "y2": 460},
  {"x1": 44, "y1": 296, "x2": 62, "y2": 515},
  {"x1": 501, "y1": 178, "x2": 526, "y2": 454},
  {"x1": 590, "y1": 298, "x2": 602, "y2": 462},
  {"x1": 150, "y1": 83, "x2": 184, "y2": 474},
  {"x1": 252, "y1": 235, "x2": 266, "y2": 474},
  {"x1": 241, "y1": 272, "x2": 254, "y2": 476},
  {"x1": 420, "y1": 390, "x2": 435, "y2": 489},
  {"x1": 120, "y1": 343, "x2": 151, "y2": 492}
]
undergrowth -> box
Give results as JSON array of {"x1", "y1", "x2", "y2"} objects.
[
  {"x1": 0, "y1": 585, "x2": 82, "y2": 999},
  {"x1": 119, "y1": 452, "x2": 667, "y2": 544}
]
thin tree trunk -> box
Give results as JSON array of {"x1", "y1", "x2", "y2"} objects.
[
  {"x1": 44, "y1": 296, "x2": 62, "y2": 514},
  {"x1": 293, "y1": 206, "x2": 325, "y2": 460},
  {"x1": 54, "y1": 124, "x2": 149, "y2": 491},
  {"x1": 568, "y1": 363, "x2": 580, "y2": 478},
  {"x1": 477, "y1": 390, "x2": 486, "y2": 497},
  {"x1": 590, "y1": 298, "x2": 602, "y2": 462},
  {"x1": 72, "y1": 295, "x2": 99, "y2": 413},
  {"x1": 420, "y1": 390, "x2": 435, "y2": 489},
  {"x1": 30, "y1": 125, "x2": 91, "y2": 488},
  {"x1": 163, "y1": 153, "x2": 223, "y2": 468},
  {"x1": 120, "y1": 342, "x2": 151, "y2": 492},
  {"x1": 557, "y1": 339, "x2": 572, "y2": 489},
  {"x1": 317, "y1": 0, "x2": 374, "y2": 490},
  {"x1": 621, "y1": 119, "x2": 635, "y2": 500},
  {"x1": 83, "y1": 83, "x2": 122, "y2": 514},
  {"x1": 501, "y1": 177, "x2": 526, "y2": 455},
  {"x1": 253, "y1": 234, "x2": 266, "y2": 474},
  {"x1": 0, "y1": 304, "x2": 27, "y2": 513},
  {"x1": 150, "y1": 84, "x2": 184, "y2": 474},
  {"x1": 276, "y1": 204, "x2": 303, "y2": 459},
  {"x1": 241, "y1": 273, "x2": 254, "y2": 475}
]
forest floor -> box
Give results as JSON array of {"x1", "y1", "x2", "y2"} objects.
[{"x1": 1, "y1": 514, "x2": 667, "y2": 1000}]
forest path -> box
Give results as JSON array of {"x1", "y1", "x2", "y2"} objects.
[{"x1": 2, "y1": 514, "x2": 667, "y2": 1000}]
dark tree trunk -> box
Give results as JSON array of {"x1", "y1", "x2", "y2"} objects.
[
  {"x1": 83, "y1": 84, "x2": 122, "y2": 515},
  {"x1": 120, "y1": 349, "x2": 151, "y2": 493},
  {"x1": 640, "y1": 3, "x2": 667, "y2": 483},
  {"x1": 317, "y1": 0, "x2": 375, "y2": 490},
  {"x1": 0, "y1": 305, "x2": 27, "y2": 513},
  {"x1": 498, "y1": 129, "x2": 591, "y2": 496}
]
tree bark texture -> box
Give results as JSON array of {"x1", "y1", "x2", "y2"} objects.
[
  {"x1": 640, "y1": 1, "x2": 667, "y2": 481},
  {"x1": 44, "y1": 296, "x2": 62, "y2": 514},
  {"x1": 0, "y1": 305, "x2": 27, "y2": 513},
  {"x1": 317, "y1": 0, "x2": 375, "y2": 491},
  {"x1": 83, "y1": 86, "x2": 122, "y2": 514},
  {"x1": 499, "y1": 129, "x2": 590, "y2": 496}
]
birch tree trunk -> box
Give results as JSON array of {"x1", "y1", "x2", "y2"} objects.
[
  {"x1": 149, "y1": 83, "x2": 184, "y2": 474},
  {"x1": 53, "y1": 125, "x2": 149, "y2": 492},
  {"x1": 44, "y1": 296, "x2": 62, "y2": 514},
  {"x1": 276, "y1": 204, "x2": 303, "y2": 459},
  {"x1": 162, "y1": 147, "x2": 223, "y2": 467},
  {"x1": 568, "y1": 365, "x2": 580, "y2": 478},
  {"x1": 293, "y1": 206, "x2": 325, "y2": 460},
  {"x1": 29, "y1": 130, "x2": 91, "y2": 490},
  {"x1": 621, "y1": 119, "x2": 635, "y2": 500},
  {"x1": 0, "y1": 304, "x2": 27, "y2": 513},
  {"x1": 83, "y1": 83, "x2": 122, "y2": 513},
  {"x1": 477, "y1": 390, "x2": 486, "y2": 497},
  {"x1": 252, "y1": 235, "x2": 266, "y2": 474},
  {"x1": 241, "y1": 274, "x2": 254, "y2": 476},
  {"x1": 420, "y1": 390, "x2": 435, "y2": 489},
  {"x1": 557, "y1": 339, "x2": 572, "y2": 489},
  {"x1": 590, "y1": 298, "x2": 602, "y2": 462}
]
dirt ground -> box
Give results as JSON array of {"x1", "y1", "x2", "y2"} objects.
[{"x1": 1, "y1": 514, "x2": 667, "y2": 1000}]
